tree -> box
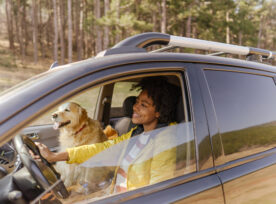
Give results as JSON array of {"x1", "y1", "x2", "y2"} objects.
[
  {"x1": 161, "y1": 0, "x2": 166, "y2": 33},
  {"x1": 94, "y1": 0, "x2": 102, "y2": 54},
  {"x1": 5, "y1": 0, "x2": 14, "y2": 50},
  {"x1": 103, "y1": 0, "x2": 110, "y2": 49},
  {"x1": 68, "y1": 0, "x2": 72, "y2": 63},
  {"x1": 53, "y1": 0, "x2": 58, "y2": 62},
  {"x1": 115, "y1": 0, "x2": 120, "y2": 43},
  {"x1": 58, "y1": 0, "x2": 65, "y2": 64},
  {"x1": 32, "y1": 0, "x2": 38, "y2": 63},
  {"x1": 1, "y1": 0, "x2": 276, "y2": 65},
  {"x1": 78, "y1": 0, "x2": 84, "y2": 60}
]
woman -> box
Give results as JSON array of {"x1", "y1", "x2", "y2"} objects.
[{"x1": 35, "y1": 76, "x2": 180, "y2": 192}]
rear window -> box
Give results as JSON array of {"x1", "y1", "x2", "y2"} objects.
[{"x1": 205, "y1": 69, "x2": 276, "y2": 162}]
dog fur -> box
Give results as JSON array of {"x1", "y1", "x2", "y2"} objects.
[{"x1": 52, "y1": 102, "x2": 112, "y2": 194}]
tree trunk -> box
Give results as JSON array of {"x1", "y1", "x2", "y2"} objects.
[
  {"x1": 226, "y1": 11, "x2": 230, "y2": 44},
  {"x1": 23, "y1": 0, "x2": 29, "y2": 53},
  {"x1": 59, "y1": 1, "x2": 65, "y2": 64},
  {"x1": 53, "y1": 0, "x2": 58, "y2": 62},
  {"x1": 21, "y1": 0, "x2": 26, "y2": 57},
  {"x1": 257, "y1": 17, "x2": 264, "y2": 48},
  {"x1": 161, "y1": 0, "x2": 166, "y2": 33},
  {"x1": 75, "y1": 1, "x2": 80, "y2": 58},
  {"x1": 94, "y1": 0, "x2": 102, "y2": 54},
  {"x1": 153, "y1": 6, "x2": 157, "y2": 32},
  {"x1": 68, "y1": 0, "x2": 73, "y2": 62},
  {"x1": 115, "y1": 0, "x2": 120, "y2": 43},
  {"x1": 75, "y1": 0, "x2": 83, "y2": 60},
  {"x1": 15, "y1": 1, "x2": 20, "y2": 49},
  {"x1": 103, "y1": 0, "x2": 110, "y2": 49},
  {"x1": 45, "y1": 1, "x2": 52, "y2": 48},
  {"x1": 84, "y1": 1, "x2": 88, "y2": 58},
  {"x1": 17, "y1": 0, "x2": 24, "y2": 58},
  {"x1": 38, "y1": 0, "x2": 45, "y2": 58},
  {"x1": 239, "y1": 31, "x2": 243, "y2": 45},
  {"x1": 5, "y1": 0, "x2": 14, "y2": 50},
  {"x1": 78, "y1": 0, "x2": 84, "y2": 60},
  {"x1": 186, "y1": 15, "x2": 192, "y2": 37},
  {"x1": 32, "y1": 0, "x2": 38, "y2": 63}
]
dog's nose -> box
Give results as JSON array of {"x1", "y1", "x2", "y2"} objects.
[{"x1": 52, "y1": 113, "x2": 58, "y2": 119}]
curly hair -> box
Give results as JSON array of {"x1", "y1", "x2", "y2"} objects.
[{"x1": 132, "y1": 77, "x2": 180, "y2": 124}]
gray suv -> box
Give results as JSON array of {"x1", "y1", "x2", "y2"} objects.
[{"x1": 0, "y1": 32, "x2": 276, "y2": 203}]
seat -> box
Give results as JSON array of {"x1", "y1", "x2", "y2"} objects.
[{"x1": 115, "y1": 96, "x2": 136, "y2": 136}]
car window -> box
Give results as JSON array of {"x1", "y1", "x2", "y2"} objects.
[
  {"x1": 12, "y1": 74, "x2": 196, "y2": 203},
  {"x1": 111, "y1": 81, "x2": 139, "y2": 108},
  {"x1": 205, "y1": 69, "x2": 276, "y2": 162},
  {"x1": 30, "y1": 87, "x2": 100, "y2": 125}
]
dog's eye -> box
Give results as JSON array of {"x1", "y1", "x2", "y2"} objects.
[{"x1": 65, "y1": 109, "x2": 70, "y2": 112}]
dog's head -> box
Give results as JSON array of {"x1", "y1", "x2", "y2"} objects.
[{"x1": 52, "y1": 102, "x2": 88, "y2": 130}]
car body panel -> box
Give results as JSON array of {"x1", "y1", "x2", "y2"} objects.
[
  {"x1": 219, "y1": 150, "x2": 276, "y2": 204},
  {"x1": 91, "y1": 171, "x2": 224, "y2": 204}
]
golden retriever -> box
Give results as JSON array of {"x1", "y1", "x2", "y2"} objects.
[{"x1": 52, "y1": 102, "x2": 112, "y2": 194}]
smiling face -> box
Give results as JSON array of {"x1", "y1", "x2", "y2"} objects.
[{"x1": 132, "y1": 90, "x2": 160, "y2": 132}]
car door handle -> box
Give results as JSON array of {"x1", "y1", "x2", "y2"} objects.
[{"x1": 26, "y1": 132, "x2": 40, "y2": 140}]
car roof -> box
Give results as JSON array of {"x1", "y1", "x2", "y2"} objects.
[{"x1": 0, "y1": 52, "x2": 275, "y2": 126}]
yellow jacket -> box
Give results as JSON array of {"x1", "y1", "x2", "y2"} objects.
[{"x1": 67, "y1": 124, "x2": 177, "y2": 191}]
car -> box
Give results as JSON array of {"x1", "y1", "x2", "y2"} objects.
[{"x1": 0, "y1": 32, "x2": 276, "y2": 204}]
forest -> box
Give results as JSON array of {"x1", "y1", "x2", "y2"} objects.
[{"x1": 3, "y1": 0, "x2": 276, "y2": 65}]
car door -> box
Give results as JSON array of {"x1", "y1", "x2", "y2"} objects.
[
  {"x1": 81, "y1": 63, "x2": 225, "y2": 203},
  {"x1": 197, "y1": 64, "x2": 276, "y2": 203},
  {"x1": 12, "y1": 60, "x2": 224, "y2": 203}
]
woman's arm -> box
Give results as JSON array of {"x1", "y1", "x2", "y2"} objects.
[
  {"x1": 35, "y1": 142, "x2": 69, "y2": 162},
  {"x1": 36, "y1": 129, "x2": 133, "y2": 164}
]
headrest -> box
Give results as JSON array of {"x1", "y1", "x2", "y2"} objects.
[{"x1": 123, "y1": 96, "x2": 136, "y2": 117}]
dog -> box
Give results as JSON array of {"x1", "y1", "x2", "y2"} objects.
[{"x1": 52, "y1": 102, "x2": 113, "y2": 194}]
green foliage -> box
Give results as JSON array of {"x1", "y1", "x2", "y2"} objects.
[{"x1": 2, "y1": 0, "x2": 276, "y2": 64}]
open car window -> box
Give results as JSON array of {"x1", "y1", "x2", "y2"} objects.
[{"x1": 30, "y1": 87, "x2": 101, "y2": 126}]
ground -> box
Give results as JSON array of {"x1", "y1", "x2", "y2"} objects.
[{"x1": 0, "y1": 37, "x2": 52, "y2": 92}]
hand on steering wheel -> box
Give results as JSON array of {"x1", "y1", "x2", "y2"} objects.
[{"x1": 13, "y1": 134, "x2": 69, "y2": 199}]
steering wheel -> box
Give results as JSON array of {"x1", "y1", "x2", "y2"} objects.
[{"x1": 13, "y1": 134, "x2": 69, "y2": 199}]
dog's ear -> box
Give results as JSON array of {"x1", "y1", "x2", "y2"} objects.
[{"x1": 79, "y1": 107, "x2": 88, "y2": 121}]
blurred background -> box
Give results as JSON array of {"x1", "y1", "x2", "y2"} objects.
[{"x1": 0, "y1": 0, "x2": 275, "y2": 91}]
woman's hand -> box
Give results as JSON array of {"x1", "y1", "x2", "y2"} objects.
[
  {"x1": 29, "y1": 142, "x2": 69, "y2": 163},
  {"x1": 32, "y1": 142, "x2": 69, "y2": 163},
  {"x1": 34, "y1": 142, "x2": 57, "y2": 163}
]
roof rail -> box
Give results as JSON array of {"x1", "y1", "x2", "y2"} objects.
[{"x1": 96, "y1": 32, "x2": 276, "y2": 62}]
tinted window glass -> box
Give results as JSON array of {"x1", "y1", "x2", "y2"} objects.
[{"x1": 205, "y1": 70, "x2": 276, "y2": 161}]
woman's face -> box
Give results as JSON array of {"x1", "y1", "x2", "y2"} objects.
[{"x1": 132, "y1": 90, "x2": 160, "y2": 132}]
